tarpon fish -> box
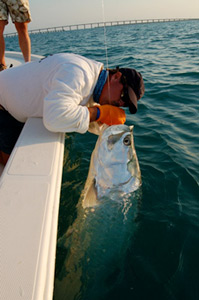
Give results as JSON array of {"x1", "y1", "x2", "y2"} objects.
[
  {"x1": 82, "y1": 124, "x2": 141, "y2": 207},
  {"x1": 55, "y1": 124, "x2": 142, "y2": 300}
]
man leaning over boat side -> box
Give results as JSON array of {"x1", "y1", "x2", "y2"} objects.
[
  {"x1": 0, "y1": 0, "x2": 31, "y2": 71},
  {"x1": 0, "y1": 53, "x2": 145, "y2": 165}
]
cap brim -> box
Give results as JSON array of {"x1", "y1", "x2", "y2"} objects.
[{"x1": 128, "y1": 87, "x2": 138, "y2": 114}]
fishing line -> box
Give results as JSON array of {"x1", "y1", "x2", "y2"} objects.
[
  {"x1": 101, "y1": 0, "x2": 111, "y2": 105},
  {"x1": 101, "y1": 0, "x2": 109, "y2": 69}
]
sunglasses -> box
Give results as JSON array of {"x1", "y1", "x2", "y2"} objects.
[{"x1": 120, "y1": 75, "x2": 130, "y2": 106}]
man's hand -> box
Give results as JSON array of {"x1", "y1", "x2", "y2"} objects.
[
  {"x1": 97, "y1": 105, "x2": 126, "y2": 125},
  {"x1": 88, "y1": 105, "x2": 126, "y2": 125}
]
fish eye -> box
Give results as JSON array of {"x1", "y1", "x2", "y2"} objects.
[{"x1": 123, "y1": 135, "x2": 131, "y2": 146}]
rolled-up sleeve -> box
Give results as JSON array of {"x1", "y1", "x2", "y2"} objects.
[{"x1": 43, "y1": 65, "x2": 91, "y2": 133}]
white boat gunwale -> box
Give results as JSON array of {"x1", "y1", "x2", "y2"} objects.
[{"x1": 0, "y1": 52, "x2": 65, "y2": 300}]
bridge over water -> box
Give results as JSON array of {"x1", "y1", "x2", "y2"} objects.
[{"x1": 5, "y1": 18, "x2": 198, "y2": 37}]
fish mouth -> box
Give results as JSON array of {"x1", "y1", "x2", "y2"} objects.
[
  {"x1": 117, "y1": 175, "x2": 133, "y2": 187},
  {"x1": 114, "y1": 174, "x2": 141, "y2": 189},
  {"x1": 99, "y1": 175, "x2": 141, "y2": 200}
]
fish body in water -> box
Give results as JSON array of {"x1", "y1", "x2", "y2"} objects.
[{"x1": 55, "y1": 124, "x2": 142, "y2": 300}]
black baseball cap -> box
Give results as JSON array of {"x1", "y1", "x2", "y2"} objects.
[{"x1": 119, "y1": 68, "x2": 145, "y2": 114}]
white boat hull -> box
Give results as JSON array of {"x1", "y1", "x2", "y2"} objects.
[{"x1": 0, "y1": 52, "x2": 65, "y2": 300}]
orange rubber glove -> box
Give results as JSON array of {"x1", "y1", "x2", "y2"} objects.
[{"x1": 96, "y1": 105, "x2": 126, "y2": 126}]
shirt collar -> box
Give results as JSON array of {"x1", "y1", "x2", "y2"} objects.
[{"x1": 93, "y1": 69, "x2": 108, "y2": 103}]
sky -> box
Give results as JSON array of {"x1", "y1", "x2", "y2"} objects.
[{"x1": 4, "y1": 0, "x2": 199, "y2": 34}]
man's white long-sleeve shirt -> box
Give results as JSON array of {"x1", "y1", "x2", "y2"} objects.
[{"x1": 0, "y1": 53, "x2": 103, "y2": 133}]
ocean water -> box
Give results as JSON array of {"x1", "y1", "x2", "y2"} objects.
[{"x1": 6, "y1": 20, "x2": 199, "y2": 300}]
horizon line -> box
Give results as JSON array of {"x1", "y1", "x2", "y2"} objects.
[{"x1": 5, "y1": 17, "x2": 199, "y2": 37}]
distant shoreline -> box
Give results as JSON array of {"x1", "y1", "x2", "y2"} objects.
[{"x1": 4, "y1": 18, "x2": 199, "y2": 38}]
